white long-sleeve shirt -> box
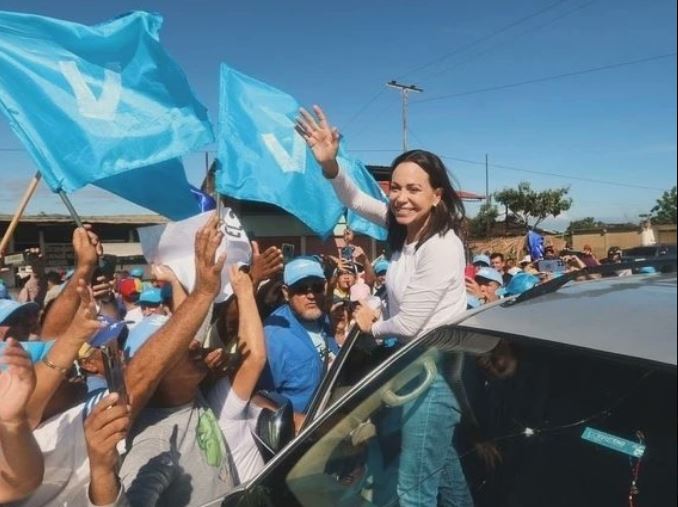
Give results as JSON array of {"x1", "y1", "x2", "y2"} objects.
[{"x1": 330, "y1": 163, "x2": 467, "y2": 340}]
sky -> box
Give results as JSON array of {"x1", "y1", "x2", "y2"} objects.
[{"x1": 0, "y1": 0, "x2": 676, "y2": 230}]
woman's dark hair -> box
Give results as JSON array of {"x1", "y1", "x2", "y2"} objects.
[{"x1": 386, "y1": 150, "x2": 465, "y2": 253}]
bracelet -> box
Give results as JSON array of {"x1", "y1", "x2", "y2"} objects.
[{"x1": 42, "y1": 355, "x2": 72, "y2": 375}]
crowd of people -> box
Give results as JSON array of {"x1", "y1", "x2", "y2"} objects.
[{"x1": 0, "y1": 106, "x2": 661, "y2": 507}]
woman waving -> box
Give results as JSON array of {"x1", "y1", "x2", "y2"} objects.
[
  {"x1": 296, "y1": 106, "x2": 472, "y2": 507},
  {"x1": 296, "y1": 106, "x2": 467, "y2": 339}
]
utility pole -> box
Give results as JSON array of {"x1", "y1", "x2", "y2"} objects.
[{"x1": 386, "y1": 80, "x2": 423, "y2": 151}]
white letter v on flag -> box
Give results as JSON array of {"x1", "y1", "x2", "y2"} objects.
[
  {"x1": 59, "y1": 61, "x2": 122, "y2": 120},
  {"x1": 261, "y1": 133, "x2": 307, "y2": 174}
]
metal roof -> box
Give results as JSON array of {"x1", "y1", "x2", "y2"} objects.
[
  {"x1": 0, "y1": 213, "x2": 167, "y2": 225},
  {"x1": 459, "y1": 274, "x2": 677, "y2": 367}
]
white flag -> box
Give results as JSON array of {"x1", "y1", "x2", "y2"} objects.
[{"x1": 138, "y1": 209, "x2": 252, "y2": 303}]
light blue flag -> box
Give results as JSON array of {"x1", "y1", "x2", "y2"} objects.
[
  {"x1": 216, "y1": 64, "x2": 343, "y2": 238},
  {"x1": 0, "y1": 10, "x2": 213, "y2": 193},
  {"x1": 94, "y1": 159, "x2": 202, "y2": 221},
  {"x1": 216, "y1": 63, "x2": 387, "y2": 239},
  {"x1": 337, "y1": 152, "x2": 388, "y2": 240}
]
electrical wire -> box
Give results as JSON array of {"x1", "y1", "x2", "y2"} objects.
[
  {"x1": 428, "y1": 0, "x2": 599, "y2": 80},
  {"x1": 396, "y1": 0, "x2": 570, "y2": 80},
  {"x1": 341, "y1": 88, "x2": 388, "y2": 133},
  {"x1": 416, "y1": 52, "x2": 677, "y2": 104},
  {"x1": 344, "y1": 1, "x2": 574, "y2": 136}
]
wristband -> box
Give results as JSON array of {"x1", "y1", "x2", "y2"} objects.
[{"x1": 42, "y1": 355, "x2": 71, "y2": 375}]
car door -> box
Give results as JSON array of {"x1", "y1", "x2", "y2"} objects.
[
  {"x1": 215, "y1": 327, "x2": 503, "y2": 506},
  {"x1": 211, "y1": 325, "x2": 676, "y2": 507}
]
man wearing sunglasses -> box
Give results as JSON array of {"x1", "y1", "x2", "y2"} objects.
[{"x1": 258, "y1": 257, "x2": 339, "y2": 430}]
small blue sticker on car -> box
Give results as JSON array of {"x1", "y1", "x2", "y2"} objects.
[{"x1": 581, "y1": 427, "x2": 645, "y2": 458}]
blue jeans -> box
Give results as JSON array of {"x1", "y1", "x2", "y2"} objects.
[{"x1": 397, "y1": 374, "x2": 472, "y2": 507}]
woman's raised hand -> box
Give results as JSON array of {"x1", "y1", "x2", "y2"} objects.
[{"x1": 295, "y1": 105, "x2": 340, "y2": 175}]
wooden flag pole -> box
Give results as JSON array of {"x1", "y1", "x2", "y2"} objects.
[
  {"x1": 0, "y1": 171, "x2": 42, "y2": 257},
  {"x1": 58, "y1": 191, "x2": 84, "y2": 228}
]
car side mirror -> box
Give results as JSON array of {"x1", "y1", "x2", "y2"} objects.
[{"x1": 251, "y1": 390, "x2": 295, "y2": 461}]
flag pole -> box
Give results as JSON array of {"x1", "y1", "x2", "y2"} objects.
[
  {"x1": 58, "y1": 191, "x2": 84, "y2": 228},
  {"x1": 0, "y1": 172, "x2": 42, "y2": 257}
]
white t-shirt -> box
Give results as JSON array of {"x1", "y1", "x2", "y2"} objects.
[
  {"x1": 124, "y1": 306, "x2": 144, "y2": 329},
  {"x1": 331, "y1": 163, "x2": 467, "y2": 340},
  {"x1": 13, "y1": 403, "x2": 90, "y2": 507},
  {"x1": 206, "y1": 378, "x2": 264, "y2": 484}
]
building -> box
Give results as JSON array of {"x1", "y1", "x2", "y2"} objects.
[{"x1": 1, "y1": 165, "x2": 484, "y2": 285}]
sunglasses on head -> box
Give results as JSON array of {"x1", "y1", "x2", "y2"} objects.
[{"x1": 289, "y1": 281, "x2": 325, "y2": 295}]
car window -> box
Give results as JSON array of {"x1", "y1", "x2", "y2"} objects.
[
  {"x1": 280, "y1": 327, "x2": 676, "y2": 507},
  {"x1": 314, "y1": 333, "x2": 399, "y2": 418}
]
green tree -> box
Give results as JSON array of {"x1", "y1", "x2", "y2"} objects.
[
  {"x1": 494, "y1": 182, "x2": 572, "y2": 229},
  {"x1": 651, "y1": 186, "x2": 677, "y2": 224},
  {"x1": 468, "y1": 203, "x2": 499, "y2": 237}
]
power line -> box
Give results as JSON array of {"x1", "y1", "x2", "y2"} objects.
[
  {"x1": 342, "y1": 1, "x2": 572, "y2": 135},
  {"x1": 340, "y1": 88, "x2": 388, "y2": 132},
  {"x1": 428, "y1": 0, "x2": 598, "y2": 80},
  {"x1": 397, "y1": 0, "x2": 569, "y2": 80},
  {"x1": 416, "y1": 52, "x2": 677, "y2": 103},
  {"x1": 348, "y1": 146, "x2": 665, "y2": 191}
]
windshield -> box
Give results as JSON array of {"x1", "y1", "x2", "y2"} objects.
[{"x1": 283, "y1": 326, "x2": 676, "y2": 507}]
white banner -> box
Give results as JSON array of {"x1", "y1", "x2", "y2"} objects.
[{"x1": 138, "y1": 209, "x2": 251, "y2": 303}]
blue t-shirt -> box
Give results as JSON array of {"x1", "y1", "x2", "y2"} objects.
[{"x1": 258, "y1": 304, "x2": 338, "y2": 413}]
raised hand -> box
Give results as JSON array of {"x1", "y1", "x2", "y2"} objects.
[
  {"x1": 249, "y1": 241, "x2": 283, "y2": 286},
  {"x1": 295, "y1": 105, "x2": 340, "y2": 171},
  {"x1": 61, "y1": 278, "x2": 102, "y2": 345},
  {"x1": 84, "y1": 393, "x2": 130, "y2": 505},
  {"x1": 0, "y1": 339, "x2": 36, "y2": 424},
  {"x1": 151, "y1": 264, "x2": 178, "y2": 284},
  {"x1": 73, "y1": 225, "x2": 102, "y2": 270},
  {"x1": 229, "y1": 264, "x2": 254, "y2": 299},
  {"x1": 92, "y1": 275, "x2": 115, "y2": 302},
  {"x1": 194, "y1": 213, "x2": 227, "y2": 298}
]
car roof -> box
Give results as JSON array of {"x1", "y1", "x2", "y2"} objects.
[{"x1": 458, "y1": 274, "x2": 677, "y2": 367}]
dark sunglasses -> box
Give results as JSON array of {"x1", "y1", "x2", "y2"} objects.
[{"x1": 289, "y1": 281, "x2": 325, "y2": 295}]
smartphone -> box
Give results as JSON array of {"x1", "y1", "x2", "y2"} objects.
[
  {"x1": 537, "y1": 259, "x2": 566, "y2": 273},
  {"x1": 464, "y1": 265, "x2": 476, "y2": 279},
  {"x1": 340, "y1": 246, "x2": 355, "y2": 261},
  {"x1": 101, "y1": 342, "x2": 128, "y2": 406},
  {"x1": 93, "y1": 254, "x2": 117, "y2": 282},
  {"x1": 281, "y1": 243, "x2": 295, "y2": 262}
]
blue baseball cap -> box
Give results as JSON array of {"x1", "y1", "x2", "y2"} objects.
[
  {"x1": 124, "y1": 314, "x2": 169, "y2": 359},
  {"x1": 373, "y1": 259, "x2": 389, "y2": 275},
  {"x1": 472, "y1": 254, "x2": 491, "y2": 267},
  {"x1": 639, "y1": 266, "x2": 657, "y2": 274},
  {"x1": 0, "y1": 340, "x2": 55, "y2": 366},
  {"x1": 130, "y1": 268, "x2": 145, "y2": 278},
  {"x1": 497, "y1": 272, "x2": 540, "y2": 298},
  {"x1": 139, "y1": 288, "x2": 163, "y2": 305},
  {"x1": 475, "y1": 267, "x2": 504, "y2": 286},
  {"x1": 283, "y1": 257, "x2": 326, "y2": 287},
  {"x1": 0, "y1": 299, "x2": 39, "y2": 326},
  {"x1": 89, "y1": 316, "x2": 128, "y2": 348}
]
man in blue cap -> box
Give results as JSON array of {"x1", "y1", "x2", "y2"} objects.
[
  {"x1": 466, "y1": 267, "x2": 504, "y2": 305},
  {"x1": 138, "y1": 288, "x2": 167, "y2": 317},
  {"x1": 0, "y1": 299, "x2": 40, "y2": 341},
  {"x1": 472, "y1": 253, "x2": 492, "y2": 274},
  {"x1": 258, "y1": 257, "x2": 339, "y2": 429}
]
